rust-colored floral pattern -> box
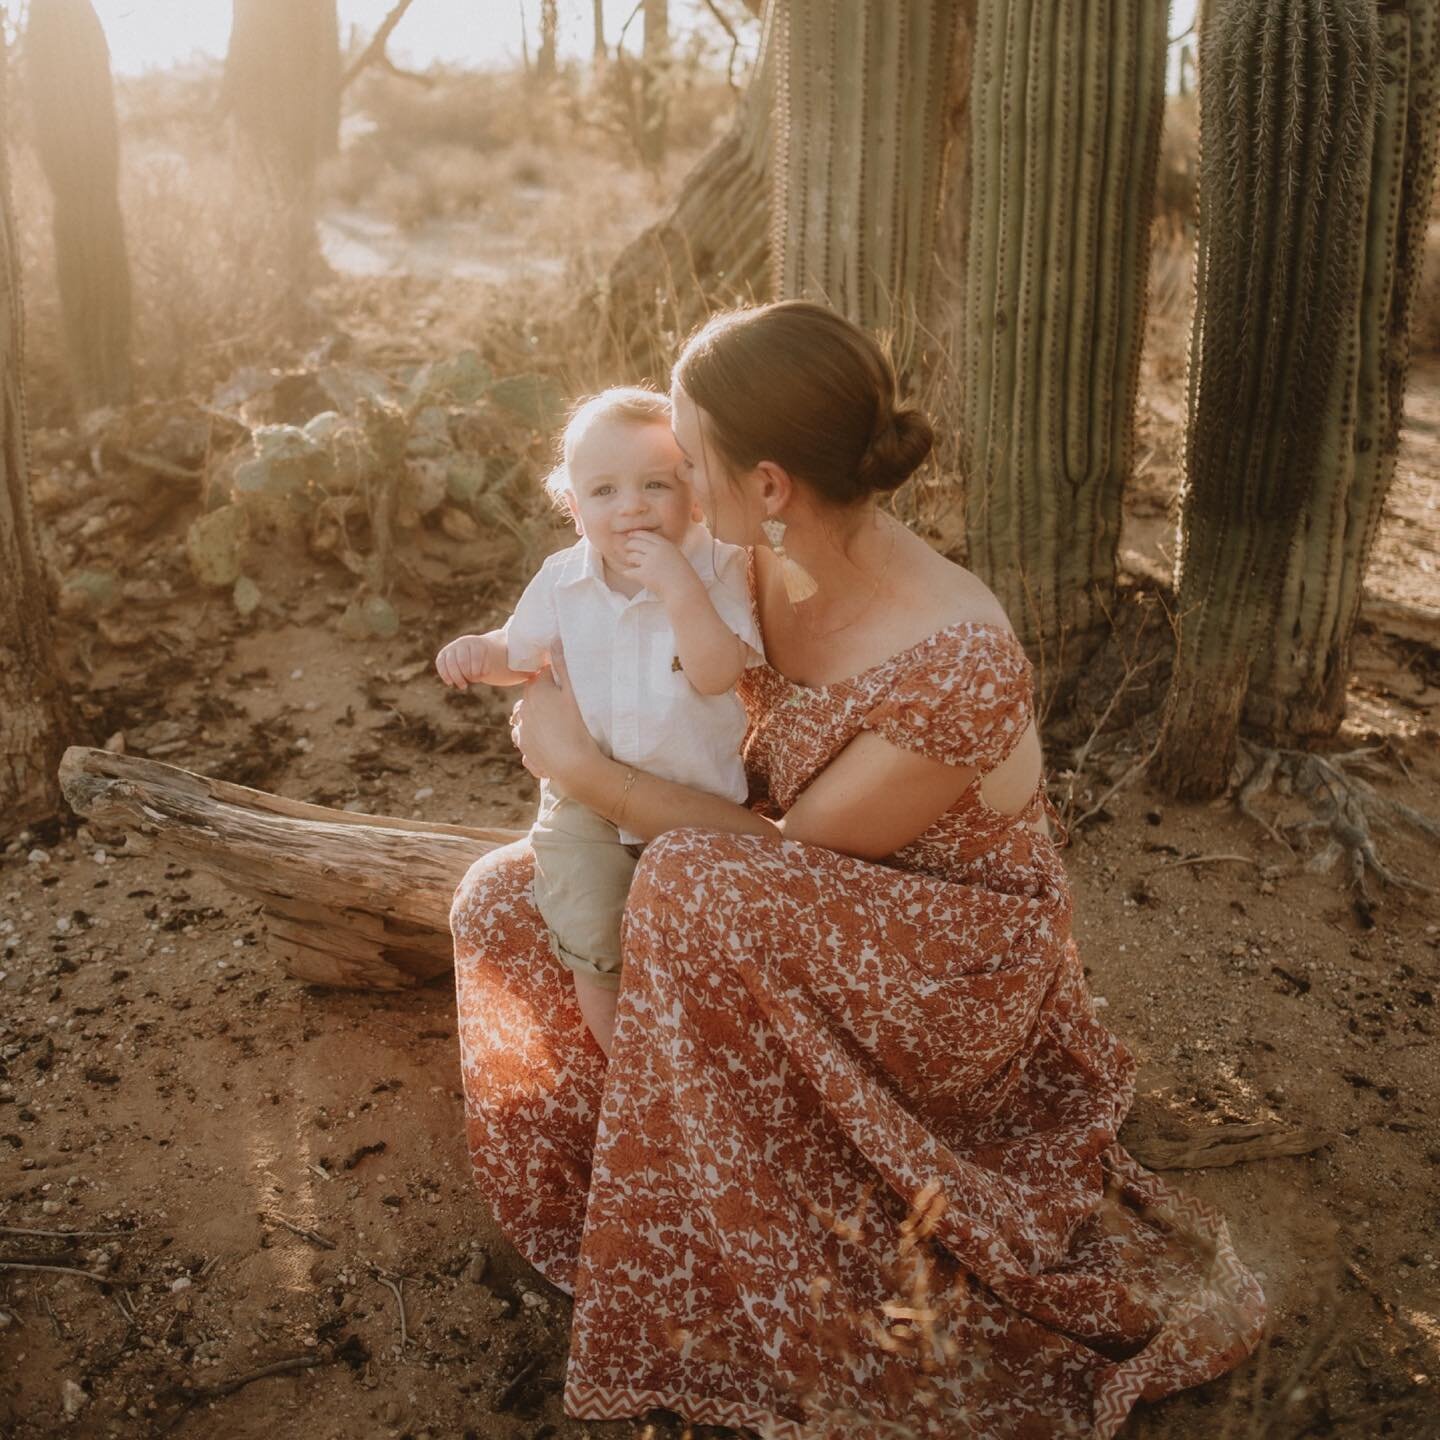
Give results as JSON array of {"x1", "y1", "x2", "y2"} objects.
[{"x1": 450, "y1": 594, "x2": 1265, "y2": 1438}]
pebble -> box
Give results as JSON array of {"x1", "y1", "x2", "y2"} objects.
[
  {"x1": 27, "y1": 849, "x2": 49, "y2": 865},
  {"x1": 413, "y1": 787, "x2": 435, "y2": 802},
  {"x1": 170, "y1": 1276, "x2": 192, "y2": 1294},
  {"x1": 41, "y1": 1199, "x2": 62, "y2": 1216},
  {"x1": 61, "y1": 1380, "x2": 88, "y2": 1417},
  {"x1": 0, "y1": 1311, "x2": 12, "y2": 1329},
  {"x1": 521, "y1": 1289, "x2": 544, "y2": 1309},
  {"x1": 464, "y1": 1255, "x2": 488, "y2": 1285},
  {"x1": 290, "y1": 667, "x2": 304, "y2": 680}
]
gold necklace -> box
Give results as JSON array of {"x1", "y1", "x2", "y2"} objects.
[{"x1": 796, "y1": 514, "x2": 899, "y2": 641}]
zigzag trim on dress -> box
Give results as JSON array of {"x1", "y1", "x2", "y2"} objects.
[
  {"x1": 564, "y1": 1379, "x2": 815, "y2": 1439},
  {"x1": 1090, "y1": 1146, "x2": 1268, "y2": 1439}
]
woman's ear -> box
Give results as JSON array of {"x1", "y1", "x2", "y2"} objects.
[
  {"x1": 754, "y1": 461, "x2": 795, "y2": 517},
  {"x1": 562, "y1": 492, "x2": 584, "y2": 536}
]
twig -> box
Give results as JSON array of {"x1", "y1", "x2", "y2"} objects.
[
  {"x1": 370, "y1": 1264, "x2": 407, "y2": 1349},
  {"x1": 699, "y1": 0, "x2": 745, "y2": 88},
  {"x1": 261, "y1": 1213, "x2": 336, "y2": 1250},
  {"x1": 0, "y1": 1225, "x2": 134, "y2": 1238},
  {"x1": 494, "y1": 1353, "x2": 544, "y2": 1410},
  {"x1": 0, "y1": 1260, "x2": 134, "y2": 1286},
  {"x1": 341, "y1": 0, "x2": 420, "y2": 90},
  {"x1": 1146, "y1": 852, "x2": 1253, "y2": 874},
  {"x1": 1071, "y1": 730, "x2": 1164, "y2": 834},
  {"x1": 168, "y1": 1354, "x2": 325, "y2": 1401}
]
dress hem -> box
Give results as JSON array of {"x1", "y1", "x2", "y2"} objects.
[{"x1": 563, "y1": 1378, "x2": 815, "y2": 1439}]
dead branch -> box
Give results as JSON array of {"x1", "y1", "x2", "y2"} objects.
[
  {"x1": 1125, "y1": 1122, "x2": 1330, "y2": 1171},
  {"x1": 59, "y1": 746, "x2": 525, "y2": 989},
  {"x1": 167, "y1": 1354, "x2": 326, "y2": 1402},
  {"x1": 341, "y1": 0, "x2": 423, "y2": 90}
]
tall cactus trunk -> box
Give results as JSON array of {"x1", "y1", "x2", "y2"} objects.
[
  {"x1": 770, "y1": 0, "x2": 961, "y2": 379},
  {"x1": 222, "y1": 0, "x2": 340, "y2": 303},
  {"x1": 1155, "y1": 0, "x2": 1380, "y2": 800},
  {"x1": 599, "y1": 9, "x2": 776, "y2": 380},
  {"x1": 639, "y1": 0, "x2": 670, "y2": 167},
  {"x1": 1241, "y1": 0, "x2": 1440, "y2": 744},
  {"x1": 0, "y1": 34, "x2": 78, "y2": 828},
  {"x1": 959, "y1": 0, "x2": 1167, "y2": 691},
  {"x1": 25, "y1": 0, "x2": 132, "y2": 415}
]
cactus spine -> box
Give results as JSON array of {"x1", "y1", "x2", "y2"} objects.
[
  {"x1": 25, "y1": 0, "x2": 133, "y2": 413},
  {"x1": 1155, "y1": 0, "x2": 1381, "y2": 799},
  {"x1": 959, "y1": 0, "x2": 1167, "y2": 681},
  {"x1": 770, "y1": 0, "x2": 961, "y2": 375},
  {"x1": 1242, "y1": 0, "x2": 1440, "y2": 742}
]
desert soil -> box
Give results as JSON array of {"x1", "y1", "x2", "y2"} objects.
[{"x1": 1, "y1": 343, "x2": 1437, "y2": 1440}]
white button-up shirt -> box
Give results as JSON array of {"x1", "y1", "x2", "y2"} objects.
[{"x1": 504, "y1": 525, "x2": 763, "y2": 843}]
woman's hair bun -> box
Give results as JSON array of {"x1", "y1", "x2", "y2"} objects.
[{"x1": 856, "y1": 406, "x2": 934, "y2": 495}]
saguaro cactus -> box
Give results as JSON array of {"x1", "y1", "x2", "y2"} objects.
[
  {"x1": 25, "y1": 0, "x2": 133, "y2": 413},
  {"x1": 1242, "y1": 0, "x2": 1440, "y2": 744},
  {"x1": 1155, "y1": 0, "x2": 1383, "y2": 799},
  {"x1": 1, "y1": 33, "x2": 77, "y2": 825},
  {"x1": 958, "y1": 0, "x2": 1167, "y2": 681},
  {"x1": 770, "y1": 0, "x2": 962, "y2": 375}
]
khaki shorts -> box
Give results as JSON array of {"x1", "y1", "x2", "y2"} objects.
[{"x1": 530, "y1": 781, "x2": 644, "y2": 993}]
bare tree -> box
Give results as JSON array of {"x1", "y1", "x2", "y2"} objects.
[
  {"x1": 537, "y1": 0, "x2": 559, "y2": 78},
  {"x1": 25, "y1": 0, "x2": 132, "y2": 414},
  {"x1": 1, "y1": 32, "x2": 77, "y2": 829},
  {"x1": 639, "y1": 0, "x2": 670, "y2": 165}
]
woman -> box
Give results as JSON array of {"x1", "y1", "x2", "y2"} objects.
[{"x1": 450, "y1": 301, "x2": 1265, "y2": 1438}]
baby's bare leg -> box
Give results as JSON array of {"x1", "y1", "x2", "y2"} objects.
[{"x1": 572, "y1": 972, "x2": 619, "y2": 1058}]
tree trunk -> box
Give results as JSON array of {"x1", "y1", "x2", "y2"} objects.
[
  {"x1": 222, "y1": 0, "x2": 340, "y2": 297},
  {"x1": 1, "y1": 34, "x2": 77, "y2": 831},
  {"x1": 593, "y1": 0, "x2": 607, "y2": 65},
  {"x1": 24, "y1": 0, "x2": 132, "y2": 415},
  {"x1": 59, "y1": 748, "x2": 521, "y2": 989},
  {"x1": 1241, "y1": 0, "x2": 1440, "y2": 745},
  {"x1": 639, "y1": 0, "x2": 670, "y2": 166},
  {"x1": 1156, "y1": 0, "x2": 1380, "y2": 799},
  {"x1": 537, "y1": 0, "x2": 559, "y2": 78},
  {"x1": 958, "y1": 0, "x2": 1168, "y2": 691},
  {"x1": 769, "y1": 0, "x2": 962, "y2": 381},
  {"x1": 598, "y1": 7, "x2": 776, "y2": 380}
]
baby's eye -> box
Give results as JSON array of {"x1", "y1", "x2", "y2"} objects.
[
  {"x1": 646, "y1": 479, "x2": 671, "y2": 489},
  {"x1": 593, "y1": 484, "x2": 614, "y2": 496}
]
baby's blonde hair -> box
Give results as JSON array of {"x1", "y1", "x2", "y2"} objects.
[{"x1": 543, "y1": 385, "x2": 672, "y2": 506}]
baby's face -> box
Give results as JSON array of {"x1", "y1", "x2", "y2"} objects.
[{"x1": 566, "y1": 417, "x2": 700, "y2": 571}]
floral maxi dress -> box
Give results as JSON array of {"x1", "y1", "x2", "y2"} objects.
[{"x1": 449, "y1": 617, "x2": 1266, "y2": 1439}]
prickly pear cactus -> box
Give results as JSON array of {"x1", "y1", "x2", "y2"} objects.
[
  {"x1": 771, "y1": 0, "x2": 962, "y2": 373},
  {"x1": 958, "y1": 0, "x2": 1168, "y2": 681}
]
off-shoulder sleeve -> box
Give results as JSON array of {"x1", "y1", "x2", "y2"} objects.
[{"x1": 860, "y1": 628, "x2": 1033, "y2": 773}]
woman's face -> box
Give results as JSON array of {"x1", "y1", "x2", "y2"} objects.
[{"x1": 670, "y1": 383, "x2": 764, "y2": 547}]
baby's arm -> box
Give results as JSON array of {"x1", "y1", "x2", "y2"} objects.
[
  {"x1": 435, "y1": 629, "x2": 537, "y2": 689},
  {"x1": 622, "y1": 530, "x2": 752, "y2": 694}
]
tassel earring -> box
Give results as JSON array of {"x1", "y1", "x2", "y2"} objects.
[{"x1": 761, "y1": 517, "x2": 819, "y2": 602}]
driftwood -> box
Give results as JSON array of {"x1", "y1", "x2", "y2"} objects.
[
  {"x1": 1122, "y1": 1120, "x2": 1330, "y2": 1172},
  {"x1": 59, "y1": 746, "x2": 523, "y2": 990}
]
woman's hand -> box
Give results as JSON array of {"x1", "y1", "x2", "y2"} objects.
[{"x1": 510, "y1": 646, "x2": 601, "y2": 785}]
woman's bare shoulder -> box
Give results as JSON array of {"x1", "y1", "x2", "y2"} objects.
[{"x1": 897, "y1": 534, "x2": 1014, "y2": 633}]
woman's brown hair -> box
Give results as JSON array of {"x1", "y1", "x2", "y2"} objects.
[{"x1": 672, "y1": 300, "x2": 933, "y2": 504}]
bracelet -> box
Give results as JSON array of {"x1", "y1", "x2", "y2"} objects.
[{"x1": 609, "y1": 766, "x2": 639, "y2": 830}]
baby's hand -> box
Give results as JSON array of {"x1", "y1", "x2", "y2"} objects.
[
  {"x1": 436, "y1": 633, "x2": 499, "y2": 690},
  {"x1": 620, "y1": 530, "x2": 699, "y2": 598}
]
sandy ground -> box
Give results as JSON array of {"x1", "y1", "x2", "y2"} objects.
[{"x1": 1, "y1": 352, "x2": 1438, "y2": 1440}]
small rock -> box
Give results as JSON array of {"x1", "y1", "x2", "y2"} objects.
[
  {"x1": 41, "y1": 1199, "x2": 63, "y2": 1216},
  {"x1": 465, "y1": 1255, "x2": 489, "y2": 1284},
  {"x1": 27, "y1": 849, "x2": 49, "y2": 865},
  {"x1": 521, "y1": 1289, "x2": 544, "y2": 1308},
  {"x1": 0, "y1": 1310, "x2": 12, "y2": 1329},
  {"x1": 170, "y1": 1276, "x2": 192, "y2": 1294},
  {"x1": 413, "y1": 786, "x2": 434, "y2": 802},
  {"x1": 61, "y1": 1380, "x2": 88, "y2": 1418}
]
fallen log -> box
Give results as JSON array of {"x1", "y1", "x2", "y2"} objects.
[{"x1": 59, "y1": 746, "x2": 523, "y2": 990}]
